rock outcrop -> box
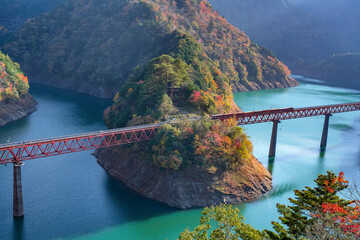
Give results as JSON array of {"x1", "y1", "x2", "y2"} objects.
[
  {"x1": 0, "y1": 93, "x2": 37, "y2": 127},
  {"x1": 95, "y1": 147, "x2": 271, "y2": 209}
]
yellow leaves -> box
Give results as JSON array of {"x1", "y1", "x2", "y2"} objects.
[
  {"x1": 126, "y1": 88, "x2": 134, "y2": 97},
  {"x1": 221, "y1": 135, "x2": 231, "y2": 146}
]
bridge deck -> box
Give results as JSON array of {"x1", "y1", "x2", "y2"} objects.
[
  {"x1": 0, "y1": 123, "x2": 163, "y2": 165},
  {"x1": 1, "y1": 102, "x2": 359, "y2": 165},
  {"x1": 212, "y1": 102, "x2": 360, "y2": 125}
]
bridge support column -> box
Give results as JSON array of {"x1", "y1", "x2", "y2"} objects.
[
  {"x1": 320, "y1": 114, "x2": 331, "y2": 151},
  {"x1": 13, "y1": 163, "x2": 24, "y2": 218},
  {"x1": 269, "y1": 120, "x2": 280, "y2": 160}
]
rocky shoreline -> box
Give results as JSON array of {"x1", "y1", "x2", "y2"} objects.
[
  {"x1": 28, "y1": 74, "x2": 298, "y2": 99},
  {"x1": 28, "y1": 75, "x2": 118, "y2": 99},
  {"x1": 95, "y1": 147, "x2": 272, "y2": 209},
  {"x1": 0, "y1": 93, "x2": 38, "y2": 127},
  {"x1": 232, "y1": 75, "x2": 299, "y2": 92}
]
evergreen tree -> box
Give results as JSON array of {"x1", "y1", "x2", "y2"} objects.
[
  {"x1": 265, "y1": 171, "x2": 351, "y2": 239},
  {"x1": 179, "y1": 172, "x2": 360, "y2": 239}
]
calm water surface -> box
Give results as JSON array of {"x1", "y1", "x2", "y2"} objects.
[{"x1": 0, "y1": 78, "x2": 359, "y2": 240}]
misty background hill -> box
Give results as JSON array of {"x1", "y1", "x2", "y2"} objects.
[{"x1": 209, "y1": 0, "x2": 360, "y2": 89}]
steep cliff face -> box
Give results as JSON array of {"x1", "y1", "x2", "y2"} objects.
[
  {"x1": 0, "y1": 93, "x2": 37, "y2": 127},
  {"x1": 95, "y1": 147, "x2": 271, "y2": 209},
  {"x1": 3, "y1": 0, "x2": 297, "y2": 98}
]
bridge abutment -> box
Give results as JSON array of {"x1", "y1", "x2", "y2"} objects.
[
  {"x1": 13, "y1": 163, "x2": 24, "y2": 218},
  {"x1": 320, "y1": 114, "x2": 332, "y2": 151},
  {"x1": 269, "y1": 120, "x2": 280, "y2": 160}
]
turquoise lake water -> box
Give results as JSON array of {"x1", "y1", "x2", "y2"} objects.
[{"x1": 0, "y1": 78, "x2": 359, "y2": 239}]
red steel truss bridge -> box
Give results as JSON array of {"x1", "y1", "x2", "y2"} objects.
[
  {"x1": 211, "y1": 102, "x2": 360, "y2": 125},
  {"x1": 0, "y1": 123, "x2": 162, "y2": 165},
  {"x1": 2, "y1": 102, "x2": 359, "y2": 217}
]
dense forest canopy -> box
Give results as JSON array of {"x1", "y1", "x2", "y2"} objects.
[
  {"x1": 2, "y1": 0, "x2": 295, "y2": 97},
  {"x1": 209, "y1": 0, "x2": 360, "y2": 88}
]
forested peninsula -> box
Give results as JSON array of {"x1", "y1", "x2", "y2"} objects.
[
  {"x1": 0, "y1": 52, "x2": 37, "y2": 127},
  {"x1": 1, "y1": 0, "x2": 298, "y2": 208}
]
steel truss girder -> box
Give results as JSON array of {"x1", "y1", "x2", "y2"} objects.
[
  {"x1": 212, "y1": 102, "x2": 360, "y2": 125},
  {"x1": 0, "y1": 126, "x2": 160, "y2": 165}
]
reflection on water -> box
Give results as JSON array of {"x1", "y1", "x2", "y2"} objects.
[{"x1": 12, "y1": 217, "x2": 24, "y2": 240}]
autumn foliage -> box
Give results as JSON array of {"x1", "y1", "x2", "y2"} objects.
[
  {"x1": 4, "y1": 0, "x2": 293, "y2": 96},
  {"x1": 0, "y1": 52, "x2": 29, "y2": 101},
  {"x1": 266, "y1": 171, "x2": 360, "y2": 239},
  {"x1": 179, "y1": 172, "x2": 360, "y2": 240}
]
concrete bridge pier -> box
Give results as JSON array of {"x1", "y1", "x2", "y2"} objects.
[
  {"x1": 13, "y1": 162, "x2": 24, "y2": 218},
  {"x1": 320, "y1": 114, "x2": 332, "y2": 151},
  {"x1": 269, "y1": 120, "x2": 280, "y2": 160}
]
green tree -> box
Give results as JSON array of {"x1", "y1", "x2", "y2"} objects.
[
  {"x1": 178, "y1": 172, "x2": 360, "y2": 240},
  {"x1": 178, "y1": 204, "x2": 268, "y2": 240},
  {"x1": 265, "y1": 171, "x2": 351, "y2": 239}
]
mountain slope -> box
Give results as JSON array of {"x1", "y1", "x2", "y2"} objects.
[
  {"x1": 2, "y1": 0, "x2": 297, "y2": 98},
  {"x1": 0, "y1": 0, "x2": 66, "y2": 31},
  {"x1": 297, "y1": 0, "x2": 360, "y2": 54},
  {"x1": 208, "y1": 0, "x2": 338, "y2": 64}
]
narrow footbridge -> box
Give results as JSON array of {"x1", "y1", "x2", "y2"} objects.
[{"x1": 1, "y1": 102, "x2": 359, "y2": 217}]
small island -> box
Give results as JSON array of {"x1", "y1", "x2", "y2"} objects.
[{"x1": 95, "y1": 35, "x2": 273, "y2": 208}]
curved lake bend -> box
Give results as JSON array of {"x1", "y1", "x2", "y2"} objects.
[{"x1": 0, "y1": 79, "x2": 359, "y2": 240}]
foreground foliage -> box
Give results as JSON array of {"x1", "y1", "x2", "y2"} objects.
[
  {"x1": 179, "y1": 204, "x2": 267, "y2": 240},
  {"x1": 178, "y1": 172, "x2": 360, "y2": 239}
]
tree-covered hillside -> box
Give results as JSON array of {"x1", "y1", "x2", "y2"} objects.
[
  {"x1": 208, "y1": 0, "x2": 360, "y2": 89},
  {"x1": 0, "y1": 0, "x2": 66, "y2": 31},
  {"x1": 208, "y1": 0, "x2": 337, "y2": 64},
  {"x1": 2, "y1": 0, "x2": 296, "y2": 98},
  {"x1": 296, "y1": 53, "x2": 360, "y2": 90},
  {"x1": 298, "y1": 0, "x2": 360, "y2": 54},
  {"x1": 104, "y1": 31, "x2": 253, "y2": 171}
]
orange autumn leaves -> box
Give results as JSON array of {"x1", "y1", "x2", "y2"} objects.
[
  {"x1": 317, "y1": 172, "x2": 360, "y2": 238},
  {"x1": 17, "y1": 73, "x2": 28, "y2": 83},
  {"x1": 194, "y1": 120, "x2": 253, "y2": 169},
  {"x1": 190, "y1": 90, "x2": 230, "y2": 114},
  {"x1": 0, "y1": 55, "x2": 30, "y2": 100}
]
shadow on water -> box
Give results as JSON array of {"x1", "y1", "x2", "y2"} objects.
[
  {"x1": 106, "y1": 174, "x2": 179, "y2": 222},
  {"x1": 267, "y1": 184, "x2": 297, "y2": 198},
  {"x1": 12, "y1": 217, "x2": 24, "y2": 240},
  {"x1": 104, "y1": 173, "x2": 176, "y2": 224},
  {"x1": 29, "y1": 83, "x2": 112, "y2": 125},
  {"x1": 0, "y1": 117, "x2": 31, "y2": 142},
  {"x1": 267, "y1": 158, "x2": 275, "y2": 175},
  {"x1": 319, "y1": 148, "x2": 326, "y2": 158}
]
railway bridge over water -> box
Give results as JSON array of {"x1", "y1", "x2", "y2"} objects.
[{"x1": 1, "y1": 102, "x2": 359, "y2": 217}]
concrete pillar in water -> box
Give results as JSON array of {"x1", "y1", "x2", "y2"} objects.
[
  {"x1": 13, "y1": 163, "x2": 24, "y2": 218},
  {"x1": 320, "y1": 114, "x2": 331, "y2": 151},
  {"x1": 269, "y1": 120, "x2": 280, "y2": 160}
]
